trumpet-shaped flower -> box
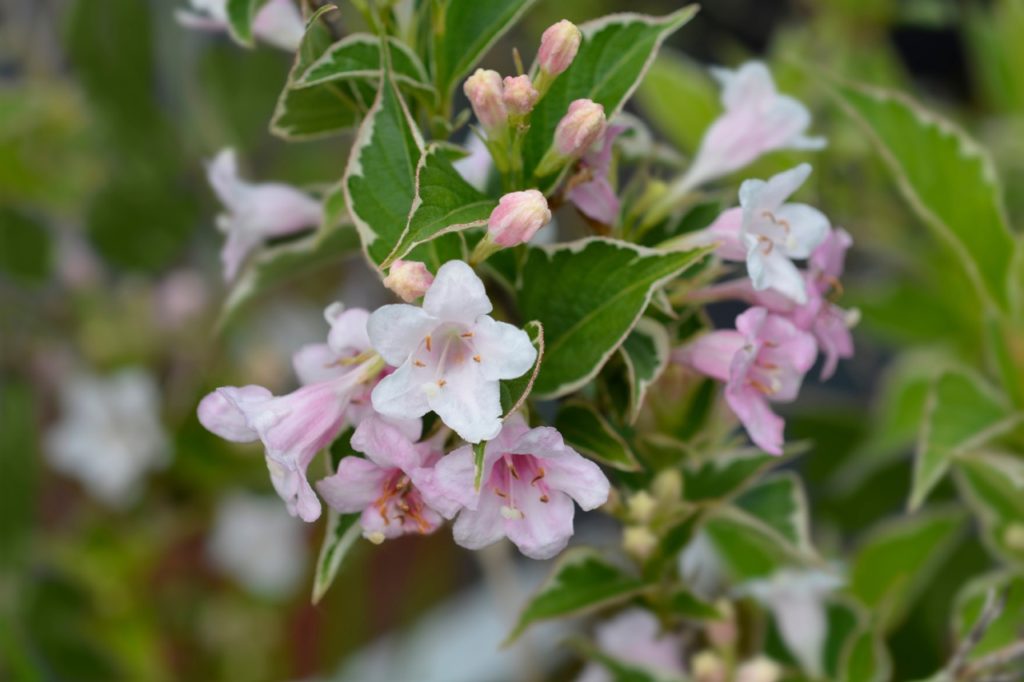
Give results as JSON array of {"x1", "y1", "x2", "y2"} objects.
[
  {"x1": 680, "y1": 61, "x2": 825, "y2": 192},
  {"x1": 677, "y1": 307, "x2": 816, "y2": 455},
  {"x1": 368, "y1": 260, "x2": 537, "y2": 444},
  {"x1": 317, "y1": 417, "x2": 444, "y2": 543},
  {"x1": 176, "y1": 0, "x2": 306, "y2": 52},
  {"x1": 424, "y1": 416, "x2": 609, "y2": 559},
  {"x1": 568, "y1": 125, "x2": 625, "y2": 225},
  {"x1": 206, "y1": 149, "x2": 323, "y2": 281},
  {"x1": 198, "y1": 304, "x2": 385, "y2": 522}
]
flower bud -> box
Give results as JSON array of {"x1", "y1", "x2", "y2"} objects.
[
  {"x1": 626, "y1": 491, "x2": 656, "y2": 524},
  {"x1": 502, "y1": 75, "x2": 539, "y2": 117},
  {"x1": 463, "y1": 69, "x2": 507, "y2": 133},
  {"x1": 538, "y1": 20, "x2": 581, "y2": 76},
  {"x1": 555, "y1": 99, "x2": 606, "y2": 156},
  {"x1": 622, "y1": 525, "x2": 657, "y2": 561},
  {"x1": 692, "y1": 651, "x2": 727, "y2": 682},
  {"x1": 736, "y1": 657, "x2": 782, "y2": 682},
  {"x1": 487, "y1": 189, "x2": 551, "y2": 247},
  {"x1": 383, "y1": 259, "x2": 434, "y2": 302}
]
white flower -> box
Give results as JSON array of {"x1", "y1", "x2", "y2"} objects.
[
  {"x1": 176, "y1": 0, "x2": 305, "y2": 52},
  {"x1": 207, "y1": 491, "x2": 308, "y2": 599},
  {"x1": 739, "y1": 163, "x2": 830, "y2": 304},
  {"x1": 205, "y1": 148, "x2": 323, "y2": 281},
  {"x1": 738, "y1": 568, "x2": 844, "y2": 678},
  {"x1": 44, "y1": 368, "x2": 170, "y2": 506},
  {"x1": 368, "y1": 260, "x2": 537, "y2": 443}
]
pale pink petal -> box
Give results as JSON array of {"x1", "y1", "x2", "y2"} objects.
[
  {"x1": 422, "y1": 445, "x2": 481, "y2": 516},
  {"x1": 814, "y1": 306, "x2": 855, "y2": 380},
  {"x1": 244, "y1": 184, "x2": 322, "y2": 238},
  {"x1": 370, "y1": 361, "x2": 432, "y2": 421},
  {"x1": 422, "y1": 260, "x2": 492, "y2": 325},
  {"x1": 175, "y1": 9, "x2": 227, "y2": 31},
  {"x1": 505, "y1": 490, "x2": 575, "y2": 560},
  {"x1": 452, "y1": 492, "x2": 507, "y2": 550},
  {"x1": 810, "y1": 227, "x2": 852, "y2": 280},
  {"x1": 220, "y1": 227, "x2": 259, "y2": 282},
  {"x1": 206, "y1": 149, "x2": 247, "y2": 211},
  {"x1": 426, "y1": 356, "x2": 502, "y2": 444},
  {"x1": 267, "y1": 458, "x2": 322, "y2": 522},
  {"x1": 676, "y1": 330, "x2": 746, "y2": 382},
  {"x1": 569, "y1": 177, "x2": 620, "y2": 224},
  {"x1": 350, "y1": 416, "x2": 424, "y2": 472},
  {"x1": 471, "y1": 316, "x2": 537, "y2": 382},
  {"x1": 316, "y1": 457, "x2": 387, "y2": 513},
  {"x1": 325, "y1": 304, "x2": 372, "y2": 356},
  {"x1": 706, "y1": 207, "x2": 746, "y2": 260},
  {"x1": 252, "y1": 0, "x2": 304, "y2": 52},
  {"x1": 773, "y1": 204, "x2": 830, "y2": 259},
  {"x1": 367, "y1": 304, "x2": 437, "y2": 367},
  {"x1": 746, "y1": 245, "x2": 808, "y2": 304},
  {"x1": 725, "y1": 386, "x2": 784, "y2": 455},
  {"x1": 740, "y1": 163, "x2": 811, "y2": 212},
  {"x1": 292, "y1": 343, "x2": 344, "y2": 385},
  {"x1": 197, "y1": 385, "x2": 270, "y2": 442}
]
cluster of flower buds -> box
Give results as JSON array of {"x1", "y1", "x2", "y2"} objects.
[
  {"x1": 674, "y1": 164, "x2": 857, "y2": 455},
  {"x1": 198, "y1": 261, "x2": 611, "y2": 559}
]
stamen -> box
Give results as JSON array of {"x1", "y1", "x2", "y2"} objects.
[
  {"x1": 494, "y1": 488, "x2": 508, "y2": 499},
  {"x1": 397, "y1": 500, "x2": 411, "y2": 513},
  {"x1": 395, "y1": 476, "x2": 409, "y2": 491},
  {"x1": 414, "y1": 360, "x2": 426, "y2": 367},
  {"x1": 539, "y1": 494, "x2": 550, "y2": 503},
  {"x1": 437, "y1": 379, "x2": 447, "y2": 388},
  {"x1": 473, "y1": 355, "x2": 481, "y2": 363},
  {"x1": 531, "y1": 468, "x2": 546, "y2": 485},
  {"x1": 425, "y1": 335, "x2": 432, "y2": 352},
  {"x1": 461, "y1": 332, "x2": 474, "y2": 338},
  {"x1": 757, "y1": 361, "x2": 779, "y2": 370},
  {"x1": 750, "y1": 379, "x2": 774, "y2": 395}
]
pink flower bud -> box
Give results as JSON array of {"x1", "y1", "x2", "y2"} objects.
[
  {"x1": 502, "y1": 75, "x2": 539, "y2": 116},
  {"x1": 554, "y1": 98, "x2": 606, "y2": 157},
  {"x1": 383, "y1": 259, "x2": 434, "y2": 302},
  {"x1": 463, "y1": 69, "x2": 507, "y2": 132},
  {"x1": 487, "y1": 190, "x2": 551, "y2": 247},
  {"x1": 538, "y1": 19, "x2": 581, "y2": 76}
]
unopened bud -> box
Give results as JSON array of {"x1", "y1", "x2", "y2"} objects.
[
  {"x1": 706, "y1": 601, "x2": 737, "y2": 650},
  {"x1": 502, "y1": 75, "x2": 539, "y2": 117},
  {"x1": 626, "y1": 491, "x2": 656, "y2": 524},
  {"x1": 535, "y1": 99, "x2": 606, "y2": 176},
  {"x1": 555, "y1": 99, "x2": 606, "y2": 155},
  {"x1": 487, "y1": 189, "x2": 551, "y2": 247},
  {"x1": 736, "y1": 657, "x2": 782, "y2": 682},
  {"x1": 652, "y1": 469, "x2": 682, "y2": 502},
  {"x1": 383, "y1": 259, "x2": 433, "y2": 302},
  {"x1": 464, "y1": 69, "x2": 508, "y2": 133},
  {"x1": 623, "y1": 525, "x2": 657, "y2": 560},
  {"x1": 692, "y1": 650, "x2": 727, "y2": 682},
  {"x1": 538, "y1": 20, "x2": 581, "y2": 77}
]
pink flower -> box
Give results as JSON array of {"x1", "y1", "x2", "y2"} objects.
[
  {"x1": 205, "y1": 149, "x2": 323, "y2": 281},
  {"x1": 176, "y1": 0, "x2": 306, "y2": 52},
  {"x1": 677, "y1": 307, "x2": 816, "y2": 455},
  {"x1": 568, "y1": 125, "x2": 625, "y2": 225},
  {"x1": 537, "y1": 20, "x2": 582, "y2": 77},
  {"x1": 676, "y1": 61, "x2": 825, "y2": 194},
  {"x1": 317, "y1": 417, "x2": 444, "y2": 543},
  {"x1": 383, "y1": 259, "x2": 434, "y2": 303},
  {"x1": 502, "y1": 75, "x2": 539, "y2": 117},
  {"x1": 424, "y1": 416, "x2": 609, "y2": 559},
  {"x1": 198, "y1": 304, "x2": 385, "y2": 522},
  {"x1": 464, "y1": 69, "x2": 508, "y2": 134},
  {"x1": 369, "y1": 261, "x2": 537, "y2": 444},
  {"x1": 577, "y1": 609, "x2": 685, "y2": 682},
  {"x1": 487, "y1": 190, "x2": 552, "y2": 247}
]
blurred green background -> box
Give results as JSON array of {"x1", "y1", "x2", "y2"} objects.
[{"x1": 3, "y1": 0, "x2": 1024, "y2": 679}]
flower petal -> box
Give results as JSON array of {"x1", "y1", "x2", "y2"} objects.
[
  {"x1": 747, "y1": 245, "x2": 808, "y2": 304},
  {"x1": 316, "y1": 457, "x2": 387, "y2": 513},
  {"x1": 706, "y1": 207, "x2": 747, "y2": 260},
  {"x1": 325, "y1": 304, "x2": 372, "y2": 357},
  {"x1": 676, "y1": 330, "x2": 746, "y2": 382},
  {"x1": 420, "y1": 445, "x2": 479, "y2": 517},
  {"x1": 471, "y1": 316, "x2": 537, "y2": 382},
  {"x1": 740, "y1": 163, "x2": 811, "y2": 213},
  {"x1": 569, "y1": 177, "x2": 620, "y2": 225},
  {"x1": 725, "y1": 386, "x2": 784, "y2": 455},
  {"x1": 252, "y1": 0, "x2": 305, "y2": 51},
  {"x1": 422, "y1": 260, "x2": 492, "y2": 325},
  {"x1": 426, "y1": 356, "x2": 502, "y2": 444},
  {"x1": 220, "y1": 227, "x2": 260, "y2": 282},
  {"x1": 206, "y1": 149, "x2": 248, "y2": 211},
  {"x1": 452, "y1": 492, "x2": 507, "y2": 550},
  {"x1": 774, "y1": 204, "x2": 830, "y2": 259},
  {"x1": 350, "y1": 416, "x2": 424, "y2": 472},
  {"x1": 198, "y1": 386, "x2": 270, "y2": 442},
  {"x1": 505, "y1": 490, "x2": 575, "y2": 560},
  {"x1": 292, "y1": 343, "x2": 345, "y2": 385},
  {"x1": 367, "y1": 304, "x2": 437, "y2": 367},
  {"x1": 370, "y1": 361, "x2": 432, "y2": 421}
]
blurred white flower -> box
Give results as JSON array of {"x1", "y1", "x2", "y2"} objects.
[
  {"x1": 577, "y1": 609, "x2": 685, "y2": 682},
  {"x1": 207, "y1": 491, "x2": 309, "y2": 598},
  {"x1": 679, "y1": 530, "x2": 727, "y2": 600},
  {"x1": 44, "y1": 368, "x2": 170, "y2": 506}
]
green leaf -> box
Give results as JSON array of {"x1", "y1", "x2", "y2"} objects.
[
  {"x1": 342, "y1": 64, "x2": 424, "y2": 268},
  {"x1": 832, "y1": 80, "x2": 1017, "y2": 312},
  {"x1": 0, "y1": 381, "x2": 38, "y2": 573},
  {"x1": 839, "y1": 626, "x2": 892, "y2": 682},
  {"x1": 634, "y1": 48, "x2": 719, "y2": 155},
  {"x1": 703, "y1": 506, "x2": 804, "y2": 581},
  {"x1": 506, "y1": 548, "x2": 648, "y2": 643},
  {"x1": 311, "y1": 510, "x2": 362, "y2": 604},
  {"x1": 952, "y1": 571, "x2": 1024, "y2": 661},
  {"x1": 619, "y1": 318, "x2": 670, "y2": 423},
  {"x1": 910, "y1": 369, "x2": 1019, "y2": 511},
  {"x1": 225, "y1": 0, "x2": 260, "y2": 47},
  {"x1": 668, "y1": 588, "x2": 721, "y2": 621},
  {"x1": 684, "y1": 448, "x2": 778, "y2": 503},
  {"x1": 554, "y1": 402, "x2": 640, "y2": 472},
  {"x1": 296, "y1": 34, "x2": 432, "y2": 95},
  {"x1": 822, "y1": 599, "x2": 864, "y2": 680},
  {"x1": 522, "y1": 7, "x2": 698, "y2": 180},
  {"x1": 848, "y1": 508, "x2": 965, "y2": 632},
  {"x1": 432, "y1": 0, "x2": 537, "y2": 102},
  {"x1": 271, "y1": 9, "x2": 368, "y2": 141},
  {"x1": 381, "y1": 144, "x2": 497, "y2": 268},
  {"x1": 472, "y1": 440, "x2": 487, "y2": 491},
  {"x1": 517, "y1": 238, "x2": 711, "y2": 398},
  {"x1": 646, "y1": 510, "x2": 702, "y2": 578},
  {"x1": 500, "y1": 320, "x2": 544, "y2": 417},
  {"x1": 217, "y1": 218, "x2": 360, "y2": 329},
  {"x1": 956, "y1": 452, "x2": 1024, "y2": 568},
  {"x1": 733, "y1": 472, "x2": 814, "y2": 555},
  {"x1": 0, "y1": 208, "x2": 51, "y2": 284}
]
